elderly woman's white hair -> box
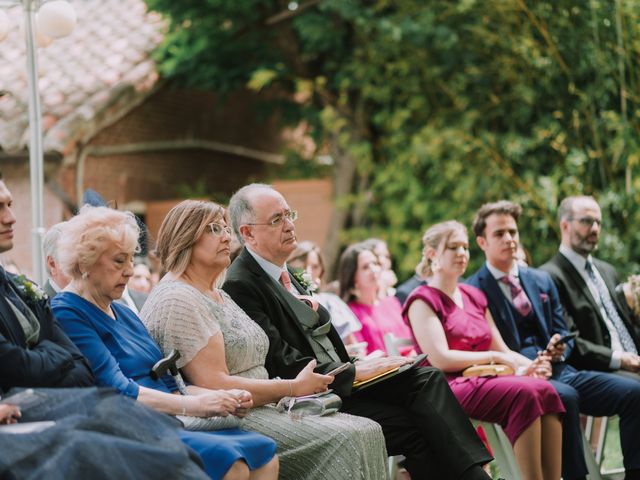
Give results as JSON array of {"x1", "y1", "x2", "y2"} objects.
[{"x1": 57, "y1": 205, "x2": 140, "y2": 279}]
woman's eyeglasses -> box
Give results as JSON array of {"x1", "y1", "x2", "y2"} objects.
[{"x1": 207, "y1": 223, "x2": 232, "y2": 236}]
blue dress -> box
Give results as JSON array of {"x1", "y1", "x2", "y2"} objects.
[{"x1": 51, "y1": 292, "x2": 276, "y2": 480}]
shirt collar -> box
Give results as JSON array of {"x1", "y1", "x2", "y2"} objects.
[
  {"x1": 486, "y1": 261, "x2": 519, "y2": 281},
  {"x1": 246, "y1": 246, "x2": 287, "y2": 282},
  {"x1": 559, "y1": 244, "x2": 591, "y2": 272},
  {"x1": 49, "y1": 278, "x2": 62, "y2": 293}
]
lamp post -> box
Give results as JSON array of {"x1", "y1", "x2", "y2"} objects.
[{"x1": 0, "y1": 0, "x2": 76, "y2": 285}]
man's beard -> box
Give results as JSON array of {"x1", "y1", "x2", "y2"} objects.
[{"x1": 571, "y1": 231, "x2": 598, "y2": 255}]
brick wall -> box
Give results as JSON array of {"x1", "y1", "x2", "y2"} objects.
[
  {"x1": 72, "y1": 85, "x2": 282, "y2": 206},
  {"x1": 273, "y1": 179, "x2": 334, "y2": 252},
  {"x1": 0, "y1": 162, "x2": 65, "y2": 276}
]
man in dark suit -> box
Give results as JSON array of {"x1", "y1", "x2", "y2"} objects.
[
  {"x1": 466, "y1": 200, "x2": 640, "y2": 480},
  {"x1": 540, "y1": 195, "x2": 640, "y2": 377},
  {"x1": 0, "y1": 172, "x2": 93, "y2": 392},
  {"x1": 223, "y1": 184, "x2": 492, "y2": 480}
]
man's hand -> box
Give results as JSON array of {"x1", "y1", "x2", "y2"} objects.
[
  {"x1": 354, "y1": 356, "x2": 412, "y2": 382},
  {"x1": 545, "y1": 334, "x2": 567, "y2": 362},
  {"x1": 620, "y1": 352, "x2": 640, "y2": 373}
]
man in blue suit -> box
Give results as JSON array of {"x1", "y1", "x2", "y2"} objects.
[{"x1": 467, "y1": 200, "x2": 640, "y2": 480}]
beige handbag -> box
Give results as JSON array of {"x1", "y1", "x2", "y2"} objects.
[{"x1": 461, "y1": 364, "x2": 514, "y2": 377}]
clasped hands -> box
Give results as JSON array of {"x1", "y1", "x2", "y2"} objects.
[
  {"x1": 0, "y1": 404, "x2": 21, "y2": 425},
  {"x1": 184, "y1": 389, "x2": 253, "y2": 418}
]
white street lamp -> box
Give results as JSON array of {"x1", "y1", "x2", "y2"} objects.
[{"x1": 0, "y1": 0, "x2": 76, "y2": 285}]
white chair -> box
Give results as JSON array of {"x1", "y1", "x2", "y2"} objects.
[
  {"x1": 473, "y1": 420, "x2": 523, "y2": 480},
  {"x1": 384, "y1": 333, "x2": 523, "y2": 478}
]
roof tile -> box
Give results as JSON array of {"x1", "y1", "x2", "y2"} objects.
[{"x1": 0, "y1": 0, "x2": 166, "y2": 155}]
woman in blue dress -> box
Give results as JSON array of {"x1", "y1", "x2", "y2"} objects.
[{"x1": 50, "y1": 205, "x2": 278, "y2": 480}]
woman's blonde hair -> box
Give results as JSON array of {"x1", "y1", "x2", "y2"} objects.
[
  {"x1": 58, "y1": 205, "x2": 140, "y2": 279},
  {"x1": 155, "y1": 200, "x2": 225, "y2": 276},
  {"x1": 415, "y1": 220, "x2": 467, "y2": 278}
]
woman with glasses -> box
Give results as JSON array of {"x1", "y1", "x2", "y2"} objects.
[
  {"x1": 51, "y1": 205, "x2": 279, "y2": 480},
  {"x1": 404, "y1": 221, "x2": 564, "y2": 480},
  {"x1": 140, "y1": 200, "x2": 389, "y2": 480}
]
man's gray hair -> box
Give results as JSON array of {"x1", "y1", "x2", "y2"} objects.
[
  {"x1": 228, "y1": 183, "x2": 274, "y2": 245},
  {"x1": 42, "y1": 221, "x2": 67, "y2": 274},
  {"x1": 557, "y1": 195, "x2": 598, "y2": 223}
]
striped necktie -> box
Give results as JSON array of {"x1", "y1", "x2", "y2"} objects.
[
  {"x1": 500, "y1": 275, "x2": 533, "y2": 317},
  {"x1": 585, "y1": 260, "x2": 637, "y2": 354}
]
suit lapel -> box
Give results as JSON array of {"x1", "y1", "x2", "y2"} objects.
[
  {"x1": 478, "y1": 265, "x2": 522, "y2": 348},
  {"x1": 239, "y1": 249, "x2": 320, "y2": 330},
  {"x1": 555, "y1": 253, "x2": 602, "y2": 315},
  {"x1": 519, "y1": 268, "x2": 550, "y2": 339}
]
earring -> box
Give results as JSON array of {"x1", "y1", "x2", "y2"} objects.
[{"x1": 81, "y1": 271, "x2": 89, "y2": 279}]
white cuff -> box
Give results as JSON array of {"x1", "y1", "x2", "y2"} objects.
[{"x1": 609, "y1": 350, "x2": 622, "y2": 370}]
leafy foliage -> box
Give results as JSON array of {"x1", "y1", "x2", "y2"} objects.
[{"x1": 146, "y1": 0, "x2": 640, "y2": 280}]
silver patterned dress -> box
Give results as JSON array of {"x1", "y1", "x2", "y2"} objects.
[{"x1": 140, "y1": 279, "x2": 389, "y2": 480}]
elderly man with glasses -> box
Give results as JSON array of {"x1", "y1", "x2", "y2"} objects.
[
  {"x1": 223, "y1": 183, "x2": 493, "y2": 480},
  {"x1": 541, "y1": 195, "x2": 640, "y2": 378}
]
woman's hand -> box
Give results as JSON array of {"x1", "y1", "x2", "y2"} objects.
[
  {"x1": 525, "y1": 352, "x2": 553, "y2": 379},
  {"x1": 491, "y1": 351, "x2": 520, "y2": 372},
  {"x1": 292, "y1": 360, "x2": 334, "y2": 396},
  {"x1": 0, "y1": 404, "x2": 21, "y2": 424},
  {"x1": 226, "y1": 389, "x2": 253, "y2": 418},
  {"x1": 182, "y1": 390, "x2": 244, "y2": 418}
]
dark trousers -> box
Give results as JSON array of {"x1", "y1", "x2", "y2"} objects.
[
  {"x1": 341, "y1": 366, "x2": 492, "y2": 480},
  {"x1": 550, "y1": 363, "x2": 640, "y2": 479}
]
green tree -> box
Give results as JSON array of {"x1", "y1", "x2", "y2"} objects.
[{"x1": 146, "y1": 0, "x2": 640, "y2": 280}]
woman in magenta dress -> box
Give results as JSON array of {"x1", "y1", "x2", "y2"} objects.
[
  {"x1": 403, "y1": 221, "x2": 564, "y2": 480},
  {"x1": 338, "y1": 243, "x2": 414, "y2": 356}
]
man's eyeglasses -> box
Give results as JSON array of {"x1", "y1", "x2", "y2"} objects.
[
  {"x1": 207, "y1": 223, "x2": 232, "y2": 236},
  {"x1": 569, "y1": 216, "x2": 602, "y2": 228},
  {"x1": 245, "y1": 210, "x2": 298, "y2": 228}
]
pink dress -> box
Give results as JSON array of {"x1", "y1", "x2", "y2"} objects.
[
  {"x1": 349, "y1": 296, "x2": 415, "y2": 355},
  {"x1": 403, "y1": 284, "x2": 565, "y2": 444}
]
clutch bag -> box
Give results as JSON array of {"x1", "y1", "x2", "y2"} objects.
[
  {"x1": 276, "y1": 391, "x2": 342, "y2": 419},
  {"x1": 177, "y1": 414, "x2": 241, "y2": 431},
  {"x1": 462, "y1": 364, "x2": 514, "y2": 377}
]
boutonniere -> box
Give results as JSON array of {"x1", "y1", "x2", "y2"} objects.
[
  {"x1": 291, "y1": 269, "x2": 318, "y2": 293},
  {"x1": 539, "y1": 293, "x2": 549, "y2": 303},
  {"x1": 12, "y1": 275, "x2": 48, "y2": 303}
]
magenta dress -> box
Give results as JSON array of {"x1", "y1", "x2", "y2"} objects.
[
  {"x1": 349, "y1": 296, "x2": 415, "y2": 355},
  {"x1": 403, "y1": 284, "x2": 564, "y2": 444}
]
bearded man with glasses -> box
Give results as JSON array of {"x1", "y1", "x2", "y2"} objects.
[{"x1": 541, "y1": 195, "x2": 640, "y2": 378}]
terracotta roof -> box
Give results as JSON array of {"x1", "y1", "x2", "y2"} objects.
[{"x1": 0, "y1": 0, "x2": 165, "y2": 156}]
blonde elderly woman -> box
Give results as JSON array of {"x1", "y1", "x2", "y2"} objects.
[
  {"x1": 50, "y1": 205, "x2": 278, "y2": 480},
  {"x1": 140, "y1": 200, "x2": 389, "y2": 480}
]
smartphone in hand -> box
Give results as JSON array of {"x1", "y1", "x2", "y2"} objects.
[
  {"x1": 326, "y1": 363, "x2": 351, "y2": 376},
  {"x1": 551, "y1": 332, "x2": 579, "y2": 349}
]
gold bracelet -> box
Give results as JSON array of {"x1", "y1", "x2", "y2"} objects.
[{"x1": 489, "y1": 353, "x2": 495, "y2": 365}]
